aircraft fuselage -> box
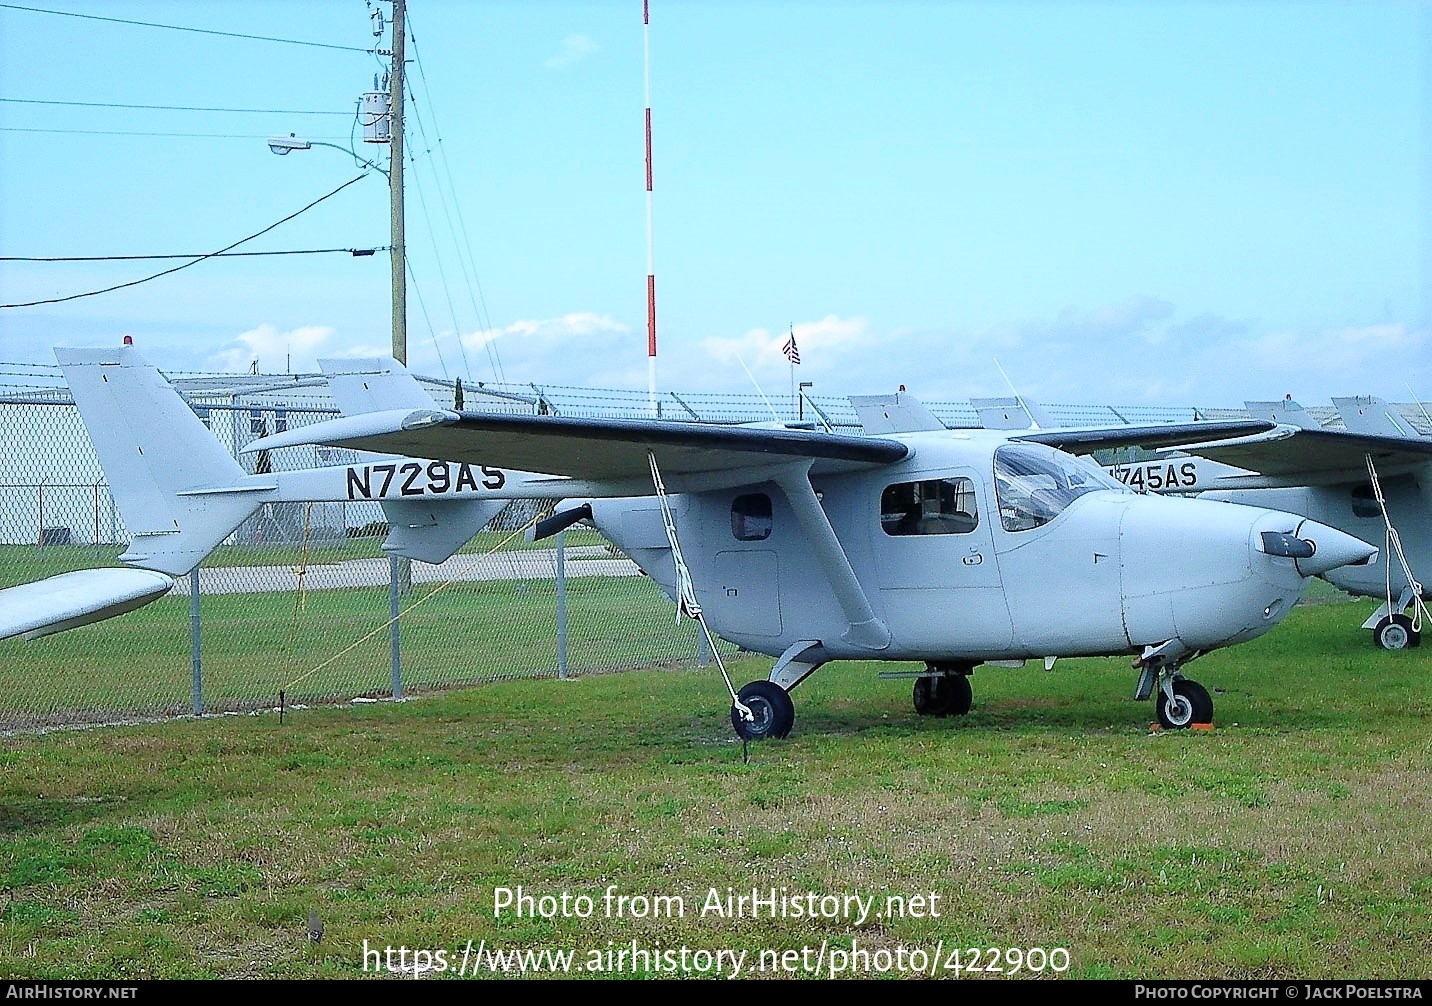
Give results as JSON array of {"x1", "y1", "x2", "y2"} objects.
[{"x1": 586, "y1": 431, "x2": 1371, "y2": 667}]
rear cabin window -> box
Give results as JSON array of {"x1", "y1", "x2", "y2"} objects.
[
  {"x1": 731, "y1": 493, "x2": 773, "y2": 541},
  {"x1": 881, "y1": 478, "x2": 979, "y2": 536}
]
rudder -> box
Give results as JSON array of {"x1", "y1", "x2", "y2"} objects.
[{"x1": 55, "y1": 346, "x2": 271, "y2": 575}]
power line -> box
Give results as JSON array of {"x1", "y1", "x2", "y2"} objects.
[
  {"x1": 0, "y1": 127, "x2": 354, "y2": 140},
  {"x1": 406, "y1": 12, "x2": 502, "y2": 384},
  {"x1": 0, "y1": 97, "x2": 350, "y2": 116},
  {"x1": 1, "y1": 174, "x2": 372, "y2": 309},
  {"x1": 0, "y1": 4, "x2": 372, "y2": 53},
  {"x1": 2, "y1": 248, "x2": 385, "y2": 262}
]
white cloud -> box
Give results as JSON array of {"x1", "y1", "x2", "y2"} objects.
[
  {"x1": 543, "y1": 33, "x2": 598, "y2": 70},
  {"x1": 207, "y1": 324, "x2": 336, "y2": 374},
  {"x1": 698, "y1": 315, "x2": 873, "y2": 371}
]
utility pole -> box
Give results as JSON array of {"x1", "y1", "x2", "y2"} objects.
[
  {"x1": 389, "y1": 0, "x2": 407, "y2": 365},
  {"x1": 387, "y1": 1, "x2": 411, "y2": 604}
]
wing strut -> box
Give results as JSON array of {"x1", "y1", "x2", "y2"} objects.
[
  {"x1": 1364, "y1": 454, "x2": 1429, "y2": 635},
  {"x1": 647, "y1": 451, "x2": 752, "y2": 721},
  {"x1": 771, "y1": 464, "x2": 891, "y2": 650}
]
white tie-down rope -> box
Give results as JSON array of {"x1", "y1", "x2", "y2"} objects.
[
  {"x1": 1364, "y1": 454, "x2": 1427, "y2": 634},
  {"x1": 647, "y1": 450, "x2": 746, "y2": 709}
]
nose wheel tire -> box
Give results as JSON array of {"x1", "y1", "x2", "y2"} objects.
[
  {"x1": 1372, "y1": 614, "x2": 1420, "y2": 651},
  {"x1": 1156, "y1": 679, "x2": 1214, "y2": 730},
  {"x1": 731, "y1": 680, "x2": 795, "y2": 740},
  {"x1": 913, "y1": 673, "x2": 973, "y2": 717}
]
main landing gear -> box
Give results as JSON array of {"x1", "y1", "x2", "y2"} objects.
[
  {"x1": 1372, "y1": 613, "x2": 1421, "y2": 651},
  {"x1": 730, "y1": 680, "x2": 795, "y2": 741},
  {"x1": 912, "y1": 663, "x2": 973, "y2": 718}
]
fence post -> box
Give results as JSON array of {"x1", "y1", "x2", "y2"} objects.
[
  {"x1": 556, "y1": 529, "x2": 568, "y2": 679},
  {"x1": 190, "y1": 568, "x2": 203, "y2": 715},
  {"x1": 697, "y1": 625, "x2": 710, "y2": 668},
  {"x1": 389, "y1": 555, "x2": 403, "y2": 699}
]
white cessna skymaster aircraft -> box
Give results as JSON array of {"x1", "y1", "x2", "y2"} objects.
[{"x1": 49, "y1": 347, "x2": 1378, "y2": 740}]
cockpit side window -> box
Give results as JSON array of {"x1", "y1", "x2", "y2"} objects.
[
  {"x1": 881, "y1": 477, "x2": 979, "y2": 536},
  {"x1": 994, "y1": 442, "x2": 1124, "y2": 532},
  {"x1": 731, "y1": 493, "x2": 773, "y2": 541}
]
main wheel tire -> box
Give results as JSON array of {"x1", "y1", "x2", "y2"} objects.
[
  {"x1": 1156, "y1": 679, "x2": 1214, "y2": 730},
  {"x1": 1373, "y1": 614, "x2": 1420, "y2": 651},
  {"x1": 912, "y1": 674, "x2": 973, "y2": 717},
  {"x1": 731, "y1": 680, "x2": 795, "y2": 740}
]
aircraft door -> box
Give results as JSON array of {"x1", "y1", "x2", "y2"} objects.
[{"x1": 873, "y1": 471, "x2": 1015, "y2": 653}]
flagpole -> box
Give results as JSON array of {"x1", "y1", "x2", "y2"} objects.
[{"x1": 783, "y1": 323, "x2": 798, "y2": 420}]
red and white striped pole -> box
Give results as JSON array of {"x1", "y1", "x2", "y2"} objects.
[{"x1": 643, "y1": 0, "x2": 658, "y2": 416}]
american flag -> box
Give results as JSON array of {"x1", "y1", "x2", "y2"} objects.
[{"x1": 782, "y1": 331, "x2": 800, "y2": 365}]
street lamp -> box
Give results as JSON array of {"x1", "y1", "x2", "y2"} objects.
[
  {"x1": 267, "y1": 135, "x2": 389, "y2": 177},
  {"x1": 266, "y1": 123, "x2": 411, "y2": 598}
]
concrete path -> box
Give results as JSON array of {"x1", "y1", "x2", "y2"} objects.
[{"x1": 171, "y1": 545, "x2": 641, "y2": 595}]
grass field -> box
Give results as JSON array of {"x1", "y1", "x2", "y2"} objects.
[
  {"x1": 0, "y1": 530, "x2": 613, "y2": 589},
  {"x1": 0, "y1": 596, "x2": 1428, "y2": 980},
  {"x1": 0, "y1": 571, "x2": 708, "y2": 731}
]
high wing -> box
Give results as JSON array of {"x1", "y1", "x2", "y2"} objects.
[
  {"x1": 1013, "y1": 419, "x2": 1286, "y2": 455},
  {"x1": 245, "y1": 408, "x2": 911, "y2": 487},
  {"x1": 1145, "y1": 426, "x2": 1432, "y2": 483},
  {"x1": 990, "y1": 396, "x2": 1432, "y2": 484}
]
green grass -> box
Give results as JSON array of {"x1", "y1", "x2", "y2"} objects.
[
  {"x1": 0, "y1": 530, "x2": 614, "y2": 588},
  {"x1": 0, "y1": 597, "x2": 1427, "y2": 979},
  {"x1": 0, "y1": 573, "x2": 701, "y2": 729}
]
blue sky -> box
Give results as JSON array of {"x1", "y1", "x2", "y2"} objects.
[{"x1": 0, "y1": 1, "x2": 1427, "y2": 410}]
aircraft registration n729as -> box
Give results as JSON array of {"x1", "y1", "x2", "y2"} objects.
[{"x1": 49, "y1": 347, "x2": 1379, "y2": 739}]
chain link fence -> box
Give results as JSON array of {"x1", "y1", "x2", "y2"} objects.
[
  {"x1": 2, "y1": 364, "x2": 1427, "y2": 733},
  {"x1": 0, "y1": 390, "x2": 725, "y2": 733}
]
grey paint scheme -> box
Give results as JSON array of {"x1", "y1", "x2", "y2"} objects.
[
  {"x1": 48, "y1": 346, "x2": 1383, "y2": 732},
  {"x1": 581, "y1": 431, "x2": 1349, "y2": 667}
]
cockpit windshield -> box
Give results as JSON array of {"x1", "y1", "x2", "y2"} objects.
[{"x1": 993, "y1": 442, "x2": 1129, "y2": 532}]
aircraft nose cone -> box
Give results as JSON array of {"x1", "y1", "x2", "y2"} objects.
[{"x1": 1258, "y1": 517, "x2": 1378, "y2": 578}]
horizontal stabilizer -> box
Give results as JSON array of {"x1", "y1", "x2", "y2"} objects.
[{"x1": 0, "y1": 568, "x2": 174, "y2": 641}]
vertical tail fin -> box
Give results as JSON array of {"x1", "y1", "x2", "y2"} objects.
[
  {"x1": 55, "y1": 346, "x2": 270, "y2": 575},
  {"x1": 317, "y1": 356, "x2": 502, "y2": 563},
  {"x1": 318, "y1": 356, "x2": 437, "y2": 414}
]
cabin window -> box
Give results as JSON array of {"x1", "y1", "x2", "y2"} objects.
[
  {"x1": 731, "y1": 493, "x2": 773, "y2": 541},
  {"x1": 881, "y1": 477, "x2": 979, "y2": 536},
  {"x1": 1350, "y1": 484, "x2": 1381, "y2": 520},
  {"x1": 993, "y1": 442, "x2": 1125, "y2": 532}
]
